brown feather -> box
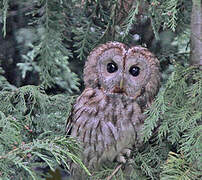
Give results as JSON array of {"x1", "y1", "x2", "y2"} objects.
[{"x1": 66, "y1": 42, "x2": 161, "y2": 179}]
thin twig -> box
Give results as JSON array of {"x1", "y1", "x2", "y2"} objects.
[
  {"x1": 0, "y1": 148, "x2": 18, "y2": 159},
  {"x1": 106, "y1": 164, "x2": 122, "y2": 180}
]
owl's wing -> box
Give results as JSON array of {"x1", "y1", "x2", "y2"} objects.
[{"x1": 66, "y1": 88, "x2": 97, "y2": 136}]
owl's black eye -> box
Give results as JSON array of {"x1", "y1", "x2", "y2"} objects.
[
  {"x1": 107, "y1": 62, "x2": 118, "y2": 73},
  {"x1": 129, "y1": 66, "x2": 140, "y2": 76}
]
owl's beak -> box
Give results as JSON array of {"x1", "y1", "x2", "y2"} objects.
[
  {"x1": 120, "y1": 79, "x2": 124, "y2": 90},
  {"x1": 112, "y1": 79, "x2": 125, "y2": 94}
]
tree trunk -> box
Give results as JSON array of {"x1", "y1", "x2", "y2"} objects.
[{"x1": 190, "y1": 0, "x2": 202, "y2": 67}]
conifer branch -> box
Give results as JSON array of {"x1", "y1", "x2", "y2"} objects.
[
  {"x1": 0, "y1": 1, "x2": 201, "y2": 179},
  {"x1": 121, "y1": 1, "x2": 139, "y2": 41}
]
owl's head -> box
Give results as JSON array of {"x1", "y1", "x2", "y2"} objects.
[{"x1": 84, "y1": 42, "x2": 161, "y2": 105}]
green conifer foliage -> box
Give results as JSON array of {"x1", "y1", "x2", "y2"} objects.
[
  {"x1": 0, "y1": 85, "x2": 90, "y2": 179},
  {"x1": 142, "y1": 65, "x2": 202, "y2": 179},
  {"x1": 0, "y1": 0, "x2": 201, "y2": 179}
]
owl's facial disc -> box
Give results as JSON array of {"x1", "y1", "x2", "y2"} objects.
[{"x1": 97, "y1": 47, "x2": 153, "y2": 98}]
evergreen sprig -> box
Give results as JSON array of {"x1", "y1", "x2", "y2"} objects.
[
  {"x1": 0, "y1": 0, "x2": 200, "y2": 179},
  {"x1": 142, "y1": 65, "x2": 202, "y2": 179},
  {"x1": 162, "y1": 0, "x2": 179, "y2": 31},
  {"x1": 148, "y1": 0, "x2": 191, "y2": 39},
  {"x1": 17, "y1": 0, "x2": 80, "y2": 93},
  {"x1": 0, "y1": 85, "x2": 89, "y2": 179},
  {"x1": 160, "y1": 152, "x2": 199, "y2": 180},
  {"x1": 121, "y1": 1, "x2": 139, "y2": 41},
  {"x1": 71, "y1": 1, "x2": 112, "y2": 60},
  {"x1": 0, "y1": 126, "x2": 87, "y2": 179},
  {"x1": 72, "y1": 21, "x2": 101, "y2": 61}
]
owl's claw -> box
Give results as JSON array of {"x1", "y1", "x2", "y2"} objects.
[
  {"x1": 116, "y1": 154, "x2": 127, "y2": 164},
  {"x1": 122, "y1": 148, "x2": 131, "y2": 158},
  {"x1": 116, "y1": 148, "x2": 131, "y2": 164}
]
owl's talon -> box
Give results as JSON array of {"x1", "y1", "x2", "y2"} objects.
[
  {"x1": 122, "y1": 148, "x2": 131, "y2": 158},
  {"x1": 116, "y1": 154, "x2": 127, "y2": 164},
  {"x1": 116, "y1": 148, "x2": 132, "y2": 164}
]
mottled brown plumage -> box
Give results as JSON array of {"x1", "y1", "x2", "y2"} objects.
[{"x1": 66, "y1": 42, "x2": 161, "y2": 178}]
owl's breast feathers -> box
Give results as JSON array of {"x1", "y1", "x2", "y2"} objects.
[{"x1": 66, "y1": 88, "x2": 145, "y2": 169}]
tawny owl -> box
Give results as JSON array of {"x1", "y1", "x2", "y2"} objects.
[{"x1": 66, "y1": 42, "x2": 161, "y2": 178}]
